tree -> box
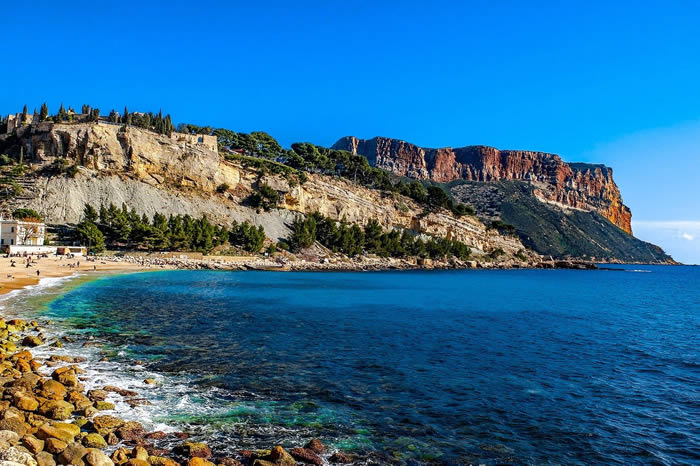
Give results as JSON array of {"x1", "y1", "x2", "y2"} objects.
[
  {"x1": 288, "y1": 216, "x2": 316, "y2": 251},
  {"x1": 17, "y1": 221, "x2": 43, "y2": 245},
  {"x1": 13, "y1": 208, "x2": 41, "y2": 220},
  {"x1": 58, "y1": 103, "x2": 67, "y2": 122},
  {"x1": 83, "y1": 204, "x2": 99, "y2": 223},
  {"x1": 122, "y1": 106, "x2": 129, "y2": 124},
  {"x1": 21, "y1": 105, "x2": 28, "y2": 124},
  {"x1": 427, "y1": 186, "x2": 451, "y2": 210},
  {"x1": 249, "y1": 184, "x2": 280, "y2": 211},
  {"x1": 76, "y1": 221, "x2": 105, "y2": 253},
  {"x1": 40, "y1": 103, "x2": 49, "y2": 122}
]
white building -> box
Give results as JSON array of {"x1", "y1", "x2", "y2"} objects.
[{"x1": 0, "y1": 219, "x2": 46, "y2": 247}]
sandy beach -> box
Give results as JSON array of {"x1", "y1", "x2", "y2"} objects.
[{"x1": 0, "y1": 255, "x2": 150, "y2": 295}]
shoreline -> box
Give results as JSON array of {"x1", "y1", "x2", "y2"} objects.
[{"x1": 0, "y1": 274, "x2": 356, "y2": 466}]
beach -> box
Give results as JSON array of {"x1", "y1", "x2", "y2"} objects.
[{"x1": 0, "y1": 256, "x2": 151, "y2": 296}]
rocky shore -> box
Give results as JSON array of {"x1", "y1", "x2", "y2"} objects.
[
  {"x1": 94, "y1": 254, "x2": 598, "y2": 273},
  {"x1": 0, "y1": 316, "x2": 355, "y2": 466}
]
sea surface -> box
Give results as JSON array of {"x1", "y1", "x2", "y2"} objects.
[{"x1": 2, "y1": 266, "x2": 699, "y2": 464}]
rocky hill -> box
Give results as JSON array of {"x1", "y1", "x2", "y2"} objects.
[
  {"x1": 332, "y1": 136, "x2": 673, "y2": 263},
  {"x1": 0, "y1": 122, "x2": 527, "y2": 261},
  {"x1": 332, "y1": 136, "x2": 632, "y2": 233}
]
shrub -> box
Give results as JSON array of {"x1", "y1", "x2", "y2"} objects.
[
  {"x1": 249, "y1": 183, "x2": 280, "y2": 211},
  {"x1": 216, "y1": 183, "x2": 230, "y2": 193},
  {"x1": 0, "y1": 154, "x2": 13, "y2": 166},
  {"x1": 13, "y1": 208, "x2": 41, "y2": 220}
]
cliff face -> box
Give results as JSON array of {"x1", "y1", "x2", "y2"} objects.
[
  {"x1": 332, "y1": 136, "x2": 632, "y2": 234},
  {"x1": 2, "y1": 123, "x2": 526, "y2": 257}
]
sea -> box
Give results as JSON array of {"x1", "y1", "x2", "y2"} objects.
[{"x1": 1, "y1": 266, "x2": 698, "y2": 464}]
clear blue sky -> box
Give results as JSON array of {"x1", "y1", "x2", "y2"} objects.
[{"x1": 2, "y1": 1, "x2": 699, "y2": 262}]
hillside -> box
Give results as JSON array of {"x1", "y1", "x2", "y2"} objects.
[
  {"x1": 0, "y1": 121, "x2": 528, "y2": 264},
  {"x1": 332, "y1": 136, "x2": 674, "y2": 263}
]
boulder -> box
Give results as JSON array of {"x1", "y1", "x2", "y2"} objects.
[
  {"x1": 40, "y1": 381, "x2": 67, "y2": 401},
  {"x1": 35, "y1": 452, "x2": 56, "y2": 466},
  {"x1": 94, "y1": 401, "x2": 115, "y2": 411},
  {"x1": 148, "y1": 457, "x2": 179, "y2": 466},
  {"x1": 21, "y1": 434, "x2": 45, "y2": 454},
  {"x1": 36, "y1": 424, "x2": 76, "y2": 444},
  {"x1": 91, "y1": 415, "x2": 124, "y2": 436},
  {"x1": 186, "y1": 459, "x2": 214, "y2": 466},
  {"x1": 57, "y1": 441, "x2": 88, "y2": 466},
  {"x1": 0, "y1": 447, "x2": 38, "y2": 466},
  {"x1": 131, "y1": 446, "x2": 148, "y2": 461},
  {"x1": 123, "y1": 461, "x2": 149, "y2": 466},
  {"x1": 0, "y1": 430, "x2": 20, "y2": 445},
  {"x1": 14, "y1": 394, "x2": 39, "y2": 412},
  {"x1": 328, "y1": 452, "x2": 352, "y2": 463},
  {"x1": 87, "y1": 390, "x2": 108, "y2": 402},
  {"x1": 174, "y1": 442, "x2": 212, "y2": 459},
  {"x1": 21, "y1": 336, "x2": 44, "y2": 347},
  {"x1": 84, "y1": 449, "x2": 114, "y2": 466},
  {"x1": 0, "y1": 418, "x2": 28, "y2": 436},
  {"x1": 82, "y1": 433, "x2": 108, "y2": 449},
  {"x1": 289, "y1": 448, "x2": 322, "y2": 465},
  {"x1": 116, "y1": 422, "x2": 145, "y2": 441},
  {"x1": 267, "y1": 446, "x2": 294, "y2": 466},
  {"x1": 44, "y1": 438, "x2": 67, "y2": 454},
  {"x1": 110, "y1": 448, "x2": 130, "y2": 464},
  {"x1": 304, "y1": 439, "x2": 326, "y2": 454},
  {"x1": 38, "y1": 401, "x2": 74, "y2": 421}
]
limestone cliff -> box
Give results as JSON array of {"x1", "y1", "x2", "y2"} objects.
[
  {"x1": 1, "y1": 123, "x2": 525, "y2": 258},
  {"x1": 332, "y1": 136, "x2": 632, "y2": 234}
]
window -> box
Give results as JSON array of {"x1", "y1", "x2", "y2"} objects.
[
  {"x1": 198, "y1": 136, "x2": 204, "y2": 143},
  {"x1": 10, "y1": 227, "x2": 14, "y2": 233},
  {"x1": 10, "y1": 239, "x2": 14, "y2": 245},
  {"x1": 0, "y1": 239, "x2": 3, "y2": 245}
]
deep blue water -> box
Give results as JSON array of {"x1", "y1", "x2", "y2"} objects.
[{"x1": 43, "y1": 266, "x2": 699, "y2": 464}]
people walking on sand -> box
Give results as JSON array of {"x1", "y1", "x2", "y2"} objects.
[{"x1": 36, "y1": 270, "x2": 40, "y2": 277}]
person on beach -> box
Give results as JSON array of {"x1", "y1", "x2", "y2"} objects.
[{"x1": 36, "y1": 270, "x2": 40, "y2": 277}]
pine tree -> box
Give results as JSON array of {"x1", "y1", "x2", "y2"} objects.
[
  {"x1": 40, "y1": 103, "x2": 49, "y2": 121},
  {"x1": 58, "y1": 103, "x2": 66, "y2": 121},
  {"x1": 123, "y1": 106, "x2": 129, "y2": 124},
  {"x1": 21, "y1": 105, "x2": 28, "y2": 124}
]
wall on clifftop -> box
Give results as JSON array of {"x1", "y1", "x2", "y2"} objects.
[{"x1": 332, "y1": 136, "x2": 633, "y2": 234}]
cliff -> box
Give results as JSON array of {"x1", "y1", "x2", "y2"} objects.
[
  {"x1": 0, "y1": 123, "x2": 526, "y2": 260},
  {"x1": 332, "y1": 136, "x2": 632, "y2": 234}
]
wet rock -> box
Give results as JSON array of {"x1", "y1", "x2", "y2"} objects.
[
  {"x1": 289, "y1": 448, "x2": 322, "y2": 465},
  {"x1": 67, "y1": 392, "x2": 93, "y2": 411},
  {"x1": 44, "y1": 438, "x2": 67, "y2": 454},
  {"x1": 22, "y1": 336, "x2": 44, "y2": 347},
  {"x1": 35, "y1": 451, "x2": 56, "y2": 466},
  {"x1": 82, "y1": 433, "x2": 108, "y2": 449},
  {"x1": 174, "y1": 442, "x2": 212, "y2": 459},
  {"x1": 304, "y1": 439, "x2": 326, "y2": 454},
  {"x1": 58, "y1": 441, "x2": 88, "y2": 466},
  {"x1": 110, "y1": 448, "x2": 130, "y2": 464},
  {"x1": 51, "y1": 368, "x2": 78, "y2": 388},
  {"x1": 131, "y1": 446, "x2": 148, "y2": 461},
  {"x1": 105, "y1": 433, "x2": 119, "y2": 445},
  {"x1": 124, "y1": 399, "x2": 151, "y2": 408},
  {"x1": 143, "y1": 379, "x2": 157, "y2": 385},
  {"x1": 171, "y1": 432, "x2": 190, "y2": 440},
  {"x1": 87, "y1": 390, "x2": 108, "y2": 402},
  {"x1": 84, "y1": 449, "x2": 114, "y2": 466},
  {"x1": 11, "y1": 374, "x2": 41, "y2": 391},
  {"x1": 214, "y1": 458, "x2": 243, "y2": 466},
  {"x1": 103, "y1": 386, "x2": 138, "y2": 397},
  {"x1": 116, "y1": 422, "x2": 145, "y2": 441},
  {"x1": 38, "y1": 400, "x2": 74, "y2": 421},
  {"x1": 94, "y1": 401, "x2": 115, "y2": 411},
  {"x1": 267, "y1": 446, "x2": 295, "y2": 466},
  {"x1": 21, "y1": 434, "x2": 45, "y2": 454},
  {"x1": 144, "y1": 431, "x2": 167, "y2": 440},
  {"x1": 91, "y1": 415, "x2": 125, "y2": 436},
  {"x1": 328, "y1": 452, "x2": 352, "y2": 463},
  {"x1": 48, "y1": 356, "x2": 74, "y2": 363}
]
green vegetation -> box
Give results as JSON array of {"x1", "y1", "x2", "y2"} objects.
[
  {"x1": 81, "y1": 203, "x2": 265, "y2": 254},
  {"x1": 249, "y1": 183, "x2": 280, "y2": 211},
  {"x1": 489, "y1": 219, "x2": 517, "y2": 235},
  {"x1": 287, "y1": 213, "x2": 471, "y2": 260},
  {"x1": 216, "y1": 183, "x2": 230, "y2": 193},
  {"x1": 12, "y1": 208, "x2": 41, "y2": 220}
]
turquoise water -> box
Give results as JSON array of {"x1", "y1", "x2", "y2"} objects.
[{"x1": 37, "y1": 266, "x2": 700, "y2": 463}]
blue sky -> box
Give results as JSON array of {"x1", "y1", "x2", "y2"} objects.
[{"x1": 2, "y1": 1, "x2": 699, "y2": 262}]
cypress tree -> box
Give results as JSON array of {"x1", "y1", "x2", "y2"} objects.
[
  {"x1": 123, "y1": 106, "x2": 129, "y2": 124},
  {"x1": 40, "y1": 103, "x2": 49, "y2": 121},
  {"x1": 21, "y1": 105, "x2": 28, "y2": 124}
]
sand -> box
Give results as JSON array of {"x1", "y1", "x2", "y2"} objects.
[{"x1": 0, "y1": 255, "x2": 149, "y2": 295}]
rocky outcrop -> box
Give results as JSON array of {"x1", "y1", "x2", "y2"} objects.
[
  {"x1": 332, "y1": 136, "x2": 632, "y2": 233},
  {"x1": 4, "y1": 123, "x2": 526, "y2": 257}
]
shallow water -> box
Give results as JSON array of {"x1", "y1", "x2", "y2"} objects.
[{"x1": 6, "y1": 266, "x2": 700, "y2": 463}]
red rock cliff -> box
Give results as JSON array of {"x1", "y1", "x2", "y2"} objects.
[{"x1": 332, "y1": 136, "x2": 632, "y2": 234}]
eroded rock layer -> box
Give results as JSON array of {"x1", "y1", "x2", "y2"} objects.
[{"x1": 332, "y1": 136, "x2": 632, "y2": 233}]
